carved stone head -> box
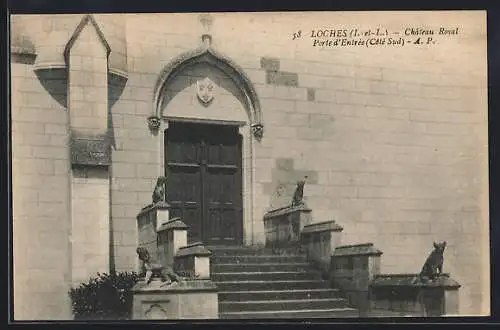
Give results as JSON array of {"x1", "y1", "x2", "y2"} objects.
[
  {"x1": 147, "y1": 116, "x2": 161, "y2": 132},
  {"x1": 251, "y1": 123, "x2": 264, "y2": 140}
]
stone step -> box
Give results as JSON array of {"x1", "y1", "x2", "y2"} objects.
[
  {"x1": 208, "y1": 246, "x2": 304, "y2": 257},
  {"x1": 212, "y1": 262, "x2": 311, "y2": 273},
  {"x1": 212, "y1": 255, "x2": 307, "y2": 264},
  {"x1": 207, "y1": 247, "x2": 275, "y2": 256},
  {"x1": 219, "y1": 308, "x2": 360, "y2": 319},
  {"x1": 218, "y1": 288, "x2": 343, "y2": 302},
  {"x1": 215, "y1": 279, "x2": 331, "y2": 291},
  {"x1": 219, "y1": 298, "x2": 348, "y2": 313},
  {"x1": 213, "y1": 271, "x2": 322, "y2": 282}
]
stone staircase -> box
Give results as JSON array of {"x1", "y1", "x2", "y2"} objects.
[{"x1": 209, "y1": 246, "x2": 360, "y2": 319}]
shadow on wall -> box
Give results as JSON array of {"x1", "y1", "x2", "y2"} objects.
[
  {"x1": 108, "y1": 73, "x2": 128, "y2": 150},
  {"x1": 35, "y1": 68, "x2": 68, "y2": 109},
  {"x1": 107, "y1": 73, "x2": 127, "y2": 273},
  {"x1": 35, "y1": 68, "x2": 128, "y2": 151}
]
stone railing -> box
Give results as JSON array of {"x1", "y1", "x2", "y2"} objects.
[
  {"x1": 327, "y1": 242, "x2": 461, "y2": 317},
  {"x1": 157, "y1": 217, "x2": 188, "y2": 268},
  {"x1": 329, "y1": 243, "x2": 383, "y2": 316},
  {"x1": 368, "y1": 274, "x2": 461, "y2": 317},
  {"x1": 263, "y1": 204, "x2": 312, "y2": 251},
  {"x1": 132, "y1": 202, "x2": 218, "y2": 320},
  {"x1": 300, "y1": 220, "x2": 343, "y2": 276},
  {"x1": 174, "y1": 242, "x2": 212, "y2": 279},
  {"x1": 136, "y1": 202, "x2": 172, "y2": 263}
]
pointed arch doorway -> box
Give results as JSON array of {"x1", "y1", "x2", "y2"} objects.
[
  {"x1": 150, "y1": 34, "x2": 264, "y2": 247},
  {"x1": 165, "y1": 121, "x2": 243, "y2": 245}
]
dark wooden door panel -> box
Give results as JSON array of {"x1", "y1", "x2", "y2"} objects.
[
  {"x1": 220, "y1": 208, "x2": 241, "y2": 243},
  {"x1": 204, "y1": 166, "x2": 242, "y2": 245},
  {"x1": 166, "y1": 165, "x2": 202, "y2": 244},
  {"x1": 165, "y1": 121, "x2": 243, "y2": 246},
  {"x1": 167, "y1": 141, "x2": 200, "y2": 164},
  {"x1": 206, "y1": 208, "x2": 242, "y2": 242},
  {"x1": 168, "y1": 206, "x2": 203, "y2": 243},
  {"x1": 183, "y1": 207, "x2": 203, "y2": 243},
  {"x1": 205, "y1": 168, "x2": 239, "y2": 203},
  {"x1": 205, "y1": 208, "x2": 242, "y2": 244},
  {"x1": 166, "y1": 165, "x2": 201, "y2": 202},
  {"x1": 206, "y1": 142, "x2": 240, "y2": 165}
]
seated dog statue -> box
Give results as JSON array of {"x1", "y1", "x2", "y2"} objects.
[{"x1": 414, "y1": 241, "x2": 447, "y2": 283}]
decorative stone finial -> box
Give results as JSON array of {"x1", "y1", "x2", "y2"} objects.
[
  {"x1": 199, "y1": 14, "x2": 214, "y2": 47},
  {"x1": 201, "y1": 34, "x2": 212, "y2": 47},
  {"x1": 199, "y1": 13, "x2": 214, "y2": 33}
]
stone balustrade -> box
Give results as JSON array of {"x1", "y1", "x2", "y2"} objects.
[
  {"x1": 157, "y1": 217, "x2": 188, "y2": 268},
  {"x1": 263, "y1": 204, "x2": 312, "y2": 250},
  {"x1": 133, "y1": 201, "x2": 218, "y2": 319},
  {"x1": 327, "y1": 242, "x2": 461, "y2": 317},
  {"x1": 329, "y1": 243, "x2": 383, "y2": 316},
  {"x1": 368, "y1": 274, "x2": 461, "y2": 317},
  {"x1": 136, "y1": 202, "x2": 172, "y2": 265},
  {"x1": 300, "y1": 220, "x2": 343, "y2": 275},
  {"x1": 174, "y1": 242, "x2": 212, "y2": 279}
]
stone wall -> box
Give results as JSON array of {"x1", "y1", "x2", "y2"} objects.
[
  {"x1": 11, "y1": 11, "x2": 489, "y2": 318},
  {"x1": 11, "y1": 59, "x2": 72, "y2": 319},
  {"x1": 70, "y1": 167, "x2": 110, "y2": 285},
  {"x1": 119, "y1": 12, "x2": 488, "y2": 315}
]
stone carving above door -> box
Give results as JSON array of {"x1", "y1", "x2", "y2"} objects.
[
  {"x1": 196, "y1": 77, "x2": 215, "y2": 106},
  {"x1": 151, "y1": 33, "x2": 264, "y2": 139}
]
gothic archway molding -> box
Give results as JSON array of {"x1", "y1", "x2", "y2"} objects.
[{"x1": 150, "y1": 35, "x2": 264, "y2": 140}]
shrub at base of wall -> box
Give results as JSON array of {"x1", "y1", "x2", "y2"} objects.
[{"x1": 68, "y1": 271, "x2": 139, "y2": 320}]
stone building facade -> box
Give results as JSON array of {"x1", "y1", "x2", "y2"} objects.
[{"x1": 11, "y1": 12, "x2": 489, "y2": 319}]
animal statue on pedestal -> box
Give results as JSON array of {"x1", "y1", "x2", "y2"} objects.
[
  {"x1": 152, "y1": 176, "x2": 168, "y2": 204},
  {"x1": 415, "y1": 241, "x2": 447, "y2": 283},
  {"x1": 291, "y1": 176, "x2": 308, "y2": 207},
  {"x1": 136, "y1": 247, "x2": 181, "y2": 285}
]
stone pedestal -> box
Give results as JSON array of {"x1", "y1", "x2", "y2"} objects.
[
  {"x1": 174, "y1": 242, "x2": 212, "y2": 279},
  {"x1": 155, "y1": 202, "x2": 171, "y2": 231},
  {"x1": 137, "y1": 202, "x2": 171, "y2": 231},
  {"x1": 368, "y1": 274, "x2": 461, "y2": 317},
  {"x1": 157, "y1": 217, "x2": 188, "y2": 268},
  {"x1": 443, "y1": 286, "x2": 460, "y2": 316},
  {"x1": 300, "y1": 220, "x2": 343, "y2": 275},
  {"x1": 137, "y1": 202, "x2": 173, "y2": 264},
  {"x1": 330, "y1": 243, "x2": 383, "y2": 316},
  {"x1": 132, "y1": 279, "x2": 218, "y2": 320},
  {"x1": 134, "y1": 201, "x2": 218, "y2": 320},
  {"x1": 263, "y1": 203, "x2": 312, "y2": 249}
]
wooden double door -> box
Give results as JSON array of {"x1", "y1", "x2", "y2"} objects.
[{"x1": 165, "y1": 121, "x2": 243, "y2": 246}]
